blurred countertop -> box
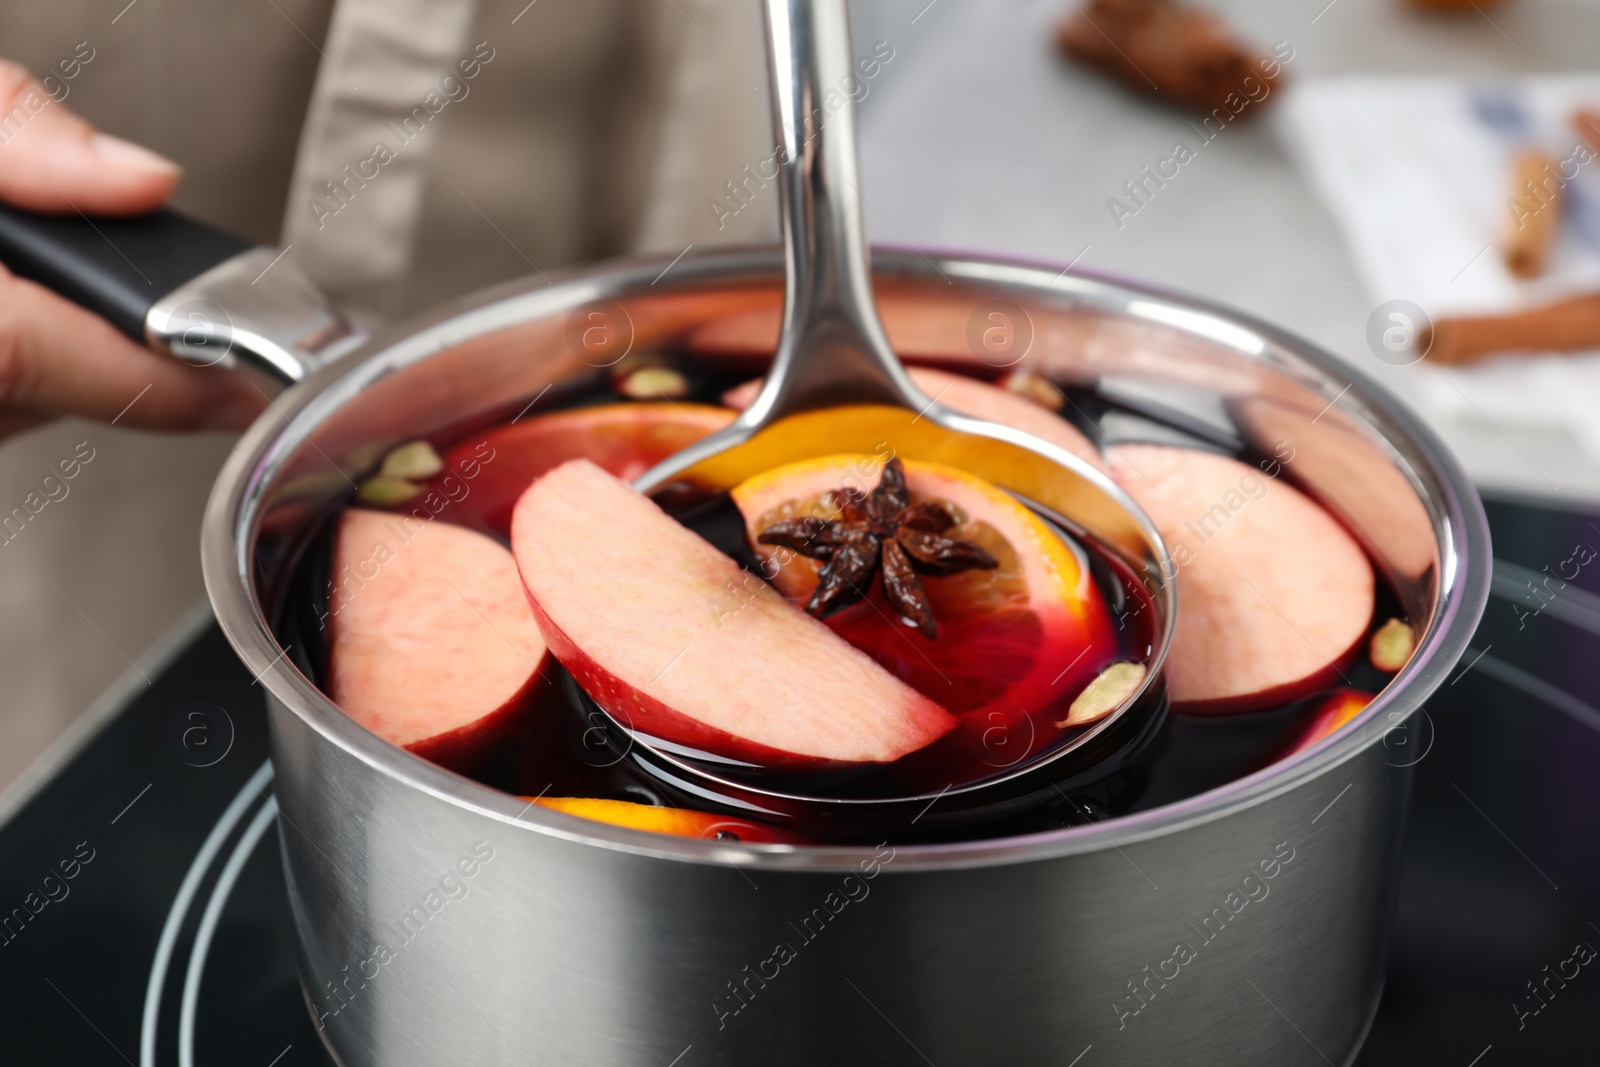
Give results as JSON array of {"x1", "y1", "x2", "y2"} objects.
[{"x1": 860, "y1": 0, "x2": 1600, "y2": 503}]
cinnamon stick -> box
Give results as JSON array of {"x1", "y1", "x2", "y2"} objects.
[
  {"x1": 1057, "y1": 0, "x2": 1285, "y2": 117},
  {"x1": 1576, "y1": 108, "x2": 1600, "y2": 155},
  {"x1": 1403, "y1": 0, "x2": 1514, "y2": 12},
  {"x1": 1421, "y1": 292, "x2": 1600, "y2": 365},
  {"x1": 1503, "y1": 150, "x2": 1562, "y2": 279}
]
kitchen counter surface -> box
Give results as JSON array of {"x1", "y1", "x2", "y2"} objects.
[{"x1": 862, "y1": 0, "x2": 1600, "y2": 502}]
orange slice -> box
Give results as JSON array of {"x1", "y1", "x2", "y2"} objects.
[
  {"x1": 722, "y1": 367, "x2": 1106, "y2": 472},
  {"x1": 731, "y1": 455, "x2": 1119, "y2": 727},
  {"x1": 532, "y1": 797, "x2": 799, "y2": 843},
  {"x1": 1287, "y1": 689, "x2": 1373, "y2": 755}
]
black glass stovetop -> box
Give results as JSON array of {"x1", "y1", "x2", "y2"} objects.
[{"x1": 1, "y1": 493, "x2": 1597, "y2": 1066}]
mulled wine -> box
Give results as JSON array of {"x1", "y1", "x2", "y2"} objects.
[{"x1": 273, "y1": 351, "x2": 1408, "y2": 845}]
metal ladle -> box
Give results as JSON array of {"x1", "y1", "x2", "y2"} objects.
[
  {"x1": 622, "y1": 0, "x2": 1176, "y2": 830},
  {"x1": 638, "y1": 0, "x2": 1159, "y2": 563}
]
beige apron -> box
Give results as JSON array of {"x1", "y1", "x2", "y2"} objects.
[
  {"x1": 284, "y1": 0, "x2": 775, "y2": 323},
  {"x1": 0, "y1": 0, "x2": 775, "y2": 790}
]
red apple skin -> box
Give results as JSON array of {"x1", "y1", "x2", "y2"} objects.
[
  {"x1": 523, "y1": 591, "x2": 864, "y2": 774},
  {"x1": 329, "y1": 509, "x2": 547, "y2": 774},
  {"x1": 428, "y1": 402, "x2": 735, "y2": 536},
  {"x1": 1174, "y1": 644, "x2": 1366, "y2": 717},
  {"x1": 511, "y1": 459, "x2": 956, "y2": 768},
  {"x1": 403, "y1": 669, "x2": 538, "y2": 773},
  {"x1": 1108, "y1": 444, "x2": 1376, "y2": 714}
]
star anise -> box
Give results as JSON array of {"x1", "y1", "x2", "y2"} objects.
[{"x1": 756, "y1": 458, "x2": 998, "y2": 638}]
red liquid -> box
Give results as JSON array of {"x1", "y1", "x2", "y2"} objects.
[
  {"x1": 274, "y1": 359, "x2": 1405, "y2": 843},
  {"x1": 629, "y1": 484, "x2": 1162, "y2": 802}
]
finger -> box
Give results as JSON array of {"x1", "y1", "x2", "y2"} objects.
[
  {"x1": 0, "y1": 409, "x2": 50, "y2": 440},
  {"x1": 0, "y1": 59, "x2": 179, "y2": 215},
  {"x1": 0, "y1": 267, "x2": 266, "y2": 435}
]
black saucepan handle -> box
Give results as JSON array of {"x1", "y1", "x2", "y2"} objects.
[{"x1": 0, "y1": 203, "x2": 251, "y2": 340}]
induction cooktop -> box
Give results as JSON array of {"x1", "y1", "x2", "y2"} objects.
[{"x1": 1, "y1": 493, "x2": 1596, "y2": 1066}]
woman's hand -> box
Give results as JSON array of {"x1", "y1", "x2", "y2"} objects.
[{"x1": 0, "y1": 59, "x2": 264, "y2": 440}]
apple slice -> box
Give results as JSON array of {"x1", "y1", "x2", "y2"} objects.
[
  {"x1": 329, "y1": 508, "x2": 547, "y2": 770},
  {"x1": 722, "y1": 367, "x2": 1106, "y2": 472},
  {"x1": 1108, "y1": 444, "x2": 1374, "y2": 713},
  {"x1": 408, "y1": 402, "x2": 737, "y2": 537},
  {"x1": 511, "y1": 459, "x2": 957, "y2": 766},
  {"x1": 1232, "y1": 393, "x2": 1436, "y2": 581}
]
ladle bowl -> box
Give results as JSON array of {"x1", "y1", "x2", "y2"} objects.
[{"x1": 607, "y1": 400, "x2": 1176, "y2": 837}]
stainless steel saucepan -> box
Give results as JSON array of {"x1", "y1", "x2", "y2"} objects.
[{"x1": 0, "y1": 3, "x2": 1488, "y2": 1064}]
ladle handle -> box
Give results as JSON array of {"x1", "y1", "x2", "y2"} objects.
[{"x1": 749, "y1": 0, "x2": 925, "y2": 423}]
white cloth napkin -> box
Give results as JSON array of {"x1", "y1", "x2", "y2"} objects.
[{"x1": 1278, "y1": 75, "x2": 1600, "y2": 462}]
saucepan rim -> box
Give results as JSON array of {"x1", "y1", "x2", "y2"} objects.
[{"x1": 201, "y1": 245, "x2": 1491, "y2": 873}]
